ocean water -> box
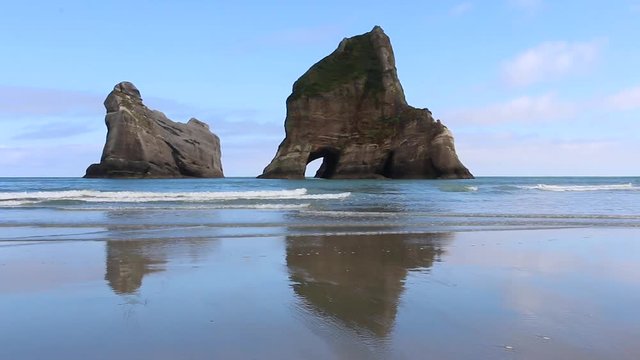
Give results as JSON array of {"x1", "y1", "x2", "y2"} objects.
[
  {"x1": 2, "y1": 177, "x2": 640, "y2": 359},
  {"x1": 0, "y1": 176, "x2": 638, "y2": 241}
]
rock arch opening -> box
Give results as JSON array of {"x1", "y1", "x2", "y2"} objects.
[
  {"x1": 305, "y1": 158, "x2": 323, "y2": 178},
  {"x1": 381, "y1": 150, "x2": 395, "y2": 178},
  {"x1": 307, "y1": 148, "x2": 340, "y2": 179}
]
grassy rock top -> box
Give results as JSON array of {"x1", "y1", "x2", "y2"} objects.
[{"x1": 289, "y1": 30, "x2": 385, "y2": 101}]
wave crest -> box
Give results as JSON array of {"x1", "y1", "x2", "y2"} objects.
[
  {"x1": 439, "y1": 185, "x2": 478, "y2": 192},
  {"x1": 523, "y1": 183, "x2": 637, "y2": 192},
  {"x1": 0, "y1": 188, "x2": 351, "y2": 206}
]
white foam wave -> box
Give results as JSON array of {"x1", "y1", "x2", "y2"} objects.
[
  {"x1": 58, "y1": 203, "x2": 312, "y2": 211},
  {"x1": 439, "y1": 185, "x2": 478, "y2": 192},
  {"x1": 298, "y1": 193, "x2": 352, "y2": 199},
  {"x1": 0, "y1": 188, "x2": 350, "y2": 206},
  {"x1": 523, "y1": 183, "x2": 637, "y2": 192},
  {"x1": 0, "y1": 200, "x2": 37, "y2": 206}
]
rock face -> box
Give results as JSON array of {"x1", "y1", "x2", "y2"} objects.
[
  {"x1": 85, "y1": 82, "x2": 223, "y2": 178},
  {"x1": 259, "y1": 26, "x2": 472, "y2": 179}
]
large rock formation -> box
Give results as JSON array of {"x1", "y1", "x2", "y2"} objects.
[
  {"x1": 85, "y1": 82, "x2": 223, "y2": 178},
  {"x1": 259, "y1": 26, "x2": 472, "y2": 179}
]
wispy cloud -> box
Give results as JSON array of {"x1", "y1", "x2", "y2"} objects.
[
  {"x1": 0, "y1": 144, "x2": 103, "y2": 177},
  {"x1": 502, "y1": 39, "x2": 605, "y2": 87},
  {"x1": 0, "y1": 84, "x2": 265, "y2": 126},
  {"x1": 12, "y1": 121, "x2": 99, "y2": 140},
  {"x1": 446, "y1": 93, "x2": 576, "y2": 124},
  {"x1": 507, "y1": 0, "x2": 543, "y2": 12},
  {"x1": 606, "y1": 86, "x2": 640, "y2": 111},
  {"x1": 0, "y1": 86, "x2": 103, "y2": 118},
  {"x1": 451, "y1": 2, "x2": 473, "y2": 16},
  {"x1": 1, "y1": 116, "x2": 284, "y2": 176},
  {"x1": 456, "y1": 134, "x2": 639, "y2": 176},
  {"x1": 144, "y1": 97, "x2": 264, "y2": 127}
]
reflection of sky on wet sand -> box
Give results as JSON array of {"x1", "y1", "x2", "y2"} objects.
[
  {"x1": 0, "y1": 241, "x2": 104, "y2": 293},
  {"x1": 1, "y1": 228, "x2": 639, "y2": 359},
  {"x1": 393, "y1": 229, "x2": 640, "y2": 359}
]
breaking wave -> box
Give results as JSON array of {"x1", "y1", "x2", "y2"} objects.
[
  {"x1": 438, "y1": 185, "x2": 478, "y2": 192},
  {"x1": 57, "y1": 203, "x2": 313, "y2": 211},
  {"x1": 522, "y1": 183, "x2": 637, "y2": 192},
  {"x1": 0, "y1": 188, "x2": 350, "y2": 206}
]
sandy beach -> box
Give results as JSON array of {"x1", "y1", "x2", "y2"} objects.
[
  {"x1": 2, "y1": 1, "x2": 639, "y2": 359},
  {"x1": 2, "y1": 228, "x2": 639, "y2": 359}
]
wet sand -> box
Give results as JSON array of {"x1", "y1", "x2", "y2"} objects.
[{"x1": 1, "y1": 228, "x2": 639, "y2": 359}]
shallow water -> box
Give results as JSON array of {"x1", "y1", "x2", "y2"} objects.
[
  {"x1": 1, "y1": 177, "x2": 639, "y2": 359},
  {"x1": 0, "y1": 177, "x2": 639, "y2": 241},
  {"x1": 1, "y1": 228, "x2": 639, "y2": 359}
]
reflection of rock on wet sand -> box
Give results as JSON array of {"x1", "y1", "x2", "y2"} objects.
[
  {"x1": 105, "y1": 240, "x2": 167, "y2": 294},
  {"x1": 105, "y1": 238, "x2": 215, "y2": 295},
  {"x1": 286, "y1": 233, "x2": 451, "y2": 338}
]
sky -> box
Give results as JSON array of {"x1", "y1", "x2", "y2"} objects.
[{"x1": 0, "y1": 0, "x2": 639, "y2": 177}]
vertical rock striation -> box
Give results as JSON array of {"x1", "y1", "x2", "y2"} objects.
[
  {"x1": 259, "y1": 26, "x2": 472, "y2": 179},
  {"x1": 85, "y1": 82, "x2": 223, "y2": 178}
]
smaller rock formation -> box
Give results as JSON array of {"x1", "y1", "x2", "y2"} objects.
[
  {"x1": 85, "y1": 82, "x2": 223, "y2": 178},
  {"x1": 259, "y1": 26, "x2": 472, "y2": 179}
]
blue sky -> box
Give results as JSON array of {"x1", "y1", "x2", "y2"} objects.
[{"x1": 1, "y1": 0, "x2": 639, "y2": 177}]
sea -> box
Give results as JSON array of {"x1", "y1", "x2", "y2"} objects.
[
  {"x1": 2, "y1": 176, "x2": 640, "y2": 359},
  {"x1": 0, "y1": 176, "x2": 638, "y2": 241}
]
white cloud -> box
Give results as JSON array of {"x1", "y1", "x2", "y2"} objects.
[
  {"x1": 607, "y1": 86, "x2": 640, "y2": 111},
  {"x1": 502, "y1": 39, "x2": 604, "y2": 87},
  {"x1": 451, "y1": 2, "x2": 473, "y2": 16},
  {"x1": 446, "y1": 93, "x2": 575, "y2": 124}
]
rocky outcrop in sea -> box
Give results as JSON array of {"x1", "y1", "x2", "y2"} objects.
[
  {"x1": 260, "y1": 26, "x2": 472, "y2": 179},
  {"x1": 85, "y1": 82, "x2": 223, "y2": 178}
]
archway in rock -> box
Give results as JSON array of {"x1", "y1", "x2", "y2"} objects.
[
  {"x1": 305, "y1": 158, "x2": 323, "y2": 178},
  {"x1": 381, "y1": 150, "x2": 395, "y2": 178},
  {"x1": 306, "y1": 148, "x2": 340, "y2": 179}
]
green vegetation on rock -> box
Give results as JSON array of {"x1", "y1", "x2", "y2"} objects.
[{"x1": 289, "y1": 33, "x2": 384, "y2": 100}]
